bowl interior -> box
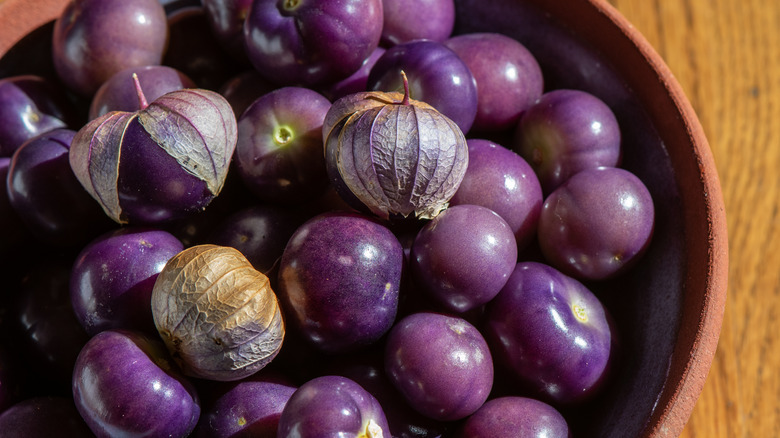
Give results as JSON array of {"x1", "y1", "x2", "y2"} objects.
[
  {"x1": 452, "y1": 0, "x2": 727, "y2": 436},
  {"x1": 0, "y1": 0, "x2": 727, "y2": 436}
]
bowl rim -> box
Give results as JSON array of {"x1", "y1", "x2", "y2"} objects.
[
  {"x1": 0, "y1": 0, "x2": 67, "y2": 57},
  {"x1": 0, "y1": 0, "x2": 729, "y2": 436}
]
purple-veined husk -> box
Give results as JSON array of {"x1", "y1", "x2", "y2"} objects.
[
  {"x1": 322, "y1": 75, "x2": 468, "y2": 220},
  {"x1": 69, "y1": 79, "x2": 237, "y2": 224}
]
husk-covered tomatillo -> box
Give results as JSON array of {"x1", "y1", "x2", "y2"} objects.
[
  {"x1": 151, "y1": 244, "x2": 285, "y2": 381},
  {"x1": 69, "y1": 74, "x2": 237, "y2": 224},
  {"x1": 322, "y1": 71, "x2": 468, "y2": 220}
]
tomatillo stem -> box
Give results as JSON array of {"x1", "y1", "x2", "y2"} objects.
[
  {"x1": 132, "y1": 73, "x2": 149, "y2": 109},
  {"x1": 400, "y1": 70, "x2": 410, "y2": 106}
]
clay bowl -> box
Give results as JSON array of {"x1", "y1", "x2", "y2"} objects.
[{"x1": 0, "y1": 0, "x2": 727, "y2": 437}]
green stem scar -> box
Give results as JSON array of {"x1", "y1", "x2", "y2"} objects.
[
  {"x1": 274, "y1": 125, "x2": 294, "y2": 145},
  {"x1": 283, "y1": 0, "x2": 300, "y2": 11},
  {"x1": 572, "y1": 303, "x2": 588, "y2": 323}
]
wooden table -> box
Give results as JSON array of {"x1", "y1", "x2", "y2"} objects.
[{"x1": 607, "y1": 0, "x2": 780, "y2": 436}]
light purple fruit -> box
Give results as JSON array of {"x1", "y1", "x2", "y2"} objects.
[
  {"x1": 326, "y1": 351, "x2": 450, "y2": 438},
  {"x1": 410, "y1": 204, "x2": 517, "y2": 313},
  {"x1": 459, "y1": 396, "x2": 571, "y2": 438},
  {"x1": 444, "y1": 32, "x2": 543, "y2": 133},
  {"x1": 513, "y1": 89, "x2": 621, "y2": 194},
  {"x1": 449, "y1": 139, "x2": 543, "y2": 250},
  {"x1": 381, "y1": 0, "x2": 455, "y2": 46},
  {"x1": 51, "y1": 0, "x2": 169, "y2": 96},
  {"x1": 89, "y1": 65, "x2": 195, "y2": 119},
  {"x1": 385, "y1": 312, "x2": 494, "y2": 421},
  {"x1": 538, "y1": 166, "x2": 655, "y2": 280},
  {"x1": 367, "y1": 39, "x2": 479, "y2": 134}
]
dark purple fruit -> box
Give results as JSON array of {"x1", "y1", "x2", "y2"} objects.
[
  {"x1": 483, "y1": 261, "x2": 614, "y2": 405},
  {"x1": 277, "y1": 212, "x2": 403, "y2": 353},
  {"x1": 244, "y1": 0, "x2": 383, "y2": 87},
  {"x1": 72, "y1": 329, "x2": 200, "y2": 437},
  {"x1": 69, "y1": 227, "x2": 184, "y2": 336},
  {"x1": 277, "y1": 375, "x2": 391, "y2": 438}
]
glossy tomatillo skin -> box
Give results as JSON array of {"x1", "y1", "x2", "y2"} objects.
[
  {"x1": 449, "y1": 138, "x2": 543, "y2": 251},
  {"x1": 483, "y1": 262, "x2": 614, "y2": 405},
  {"x1": 7, "y1": 128, "x2": 111, "y2": 247},
  {"x1": 513, "y1": 89, "x2": 621, "y2": 194},
  {"x1": 235, "y1": 86, "x2": 332, "y2": 204},
  {"x1": 52, "y1": 0, "x2": 169, "y2": 97},
  {"x1": 326, "y1": 353, "x2": 449, "y2": 438},
  {"x1": 244, "y1": 0, "x2": 383, "y2": 87},
  {"x1": 384, "y1": 312, "x2": 494, "y2": 421},
  {"x1": 72, "y1": 330, "x2": 201, "y2": 438},
  {"x1": 69, "y1": 227, "x2": 184, "y2": 336},
  {"x1": 277, "y1": 212, "x2": 403, "y2": 354},
  {"x1": 411, "y1": 204, "x2": 518, "y2": 313},
  {"x1": 89, "y1": 65, "x2": 196, "y2": 119},
  {"x1": 380, "y1": 0, "x2": 455, "y2": 46},
  {"x1": 0, "y1": 76, "x2": 69, "y2": 157},
  {"x1": 277, "y1": 375, "x2": 391, "y2": 438},
  {"x1": 197, "y1": 374, "x2": 297, "y2": 437},
  {"x1": 444, "y1": 32, "x2": 544, "y2": 133},
  {"x1": 460, "y1": 396, "x2": 571, "y2": 438},
  {"x1": 538, "y1": 166, "x2": 655, "y2": 280}
]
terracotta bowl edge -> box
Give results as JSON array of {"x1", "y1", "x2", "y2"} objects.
[{"x1": 0, "y1": 0, "x2": 66, "y2": 57}]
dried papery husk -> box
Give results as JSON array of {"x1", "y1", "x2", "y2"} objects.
[
  {"x1": 151, "y1": 244, "x2": 285, "y2": 381},
  {"x1": 322, "y1": 76, "x2": 468, "y2": 220},
  {"x1": 138, "y1": 88, "x2": 235, "y2": 194},
  {"x1": 69, "y1": 85, "x2": 237, "y2": 224}
]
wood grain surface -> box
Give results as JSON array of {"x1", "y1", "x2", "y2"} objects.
[{"x1": 607, "y1": 0, "x2": 780, "y2": 436}]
